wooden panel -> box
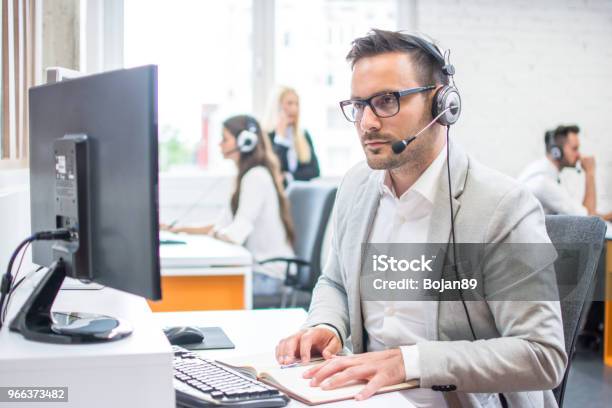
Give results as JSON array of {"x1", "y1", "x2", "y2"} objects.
[
  {"x1": 148, "y1": 275, "x2": 245, "y2": 312},
  {"x1": 605, "y1": 241, "x2": 612, "y2": 366},
  {"x1": 2, "y1": 0, "x2": 11, "y2": 158}
]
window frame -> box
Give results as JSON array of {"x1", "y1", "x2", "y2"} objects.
[
  {"x1": 0, "y1": 0, "x2": 41, "y2": 168},
  {"x1": 88, "y1": 0, "x2": 413, "y2": 176}
]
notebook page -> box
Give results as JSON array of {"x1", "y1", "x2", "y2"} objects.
[
  {"x1": 217, "y1": 352, "x2": 279, "y2": 373},
  {"x1": 261, "y1": 364, "x2": 416, "y2": 405}
]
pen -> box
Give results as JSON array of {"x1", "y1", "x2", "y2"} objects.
[
  {"x1": 280, "y1": 362, "x2": 302, "y2": 369},
  {"x1": 280, "y1": 357, "x2": 325, "y2": 369}
]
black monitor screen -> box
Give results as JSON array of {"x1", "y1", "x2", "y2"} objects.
[{"x1": 28, "y1": 65, "x2": 161, "y2": 300}]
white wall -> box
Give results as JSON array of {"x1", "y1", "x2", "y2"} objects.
[
  {"x1": 158, "y1": 173, "x2": 343, "y2": 229},
  {"x1": 159, "y1": 173, "x2": 234, "y2": 227},
  {"x1": 408, "y1": 0, "x2": 612, "y2": 211},
  {"x1": 0, "y1": 171, "x2": 33, "y2": 275}
]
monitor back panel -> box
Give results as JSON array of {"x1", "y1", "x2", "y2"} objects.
[{"x1": 29, "y1": 65, "x2": 161, "y2": 300}]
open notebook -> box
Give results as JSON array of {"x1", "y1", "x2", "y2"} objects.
[{"x1": 218, "y1": 353, "x2": 418, "y2": 406}]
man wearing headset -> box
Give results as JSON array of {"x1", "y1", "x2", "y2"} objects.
[
  {"x1": 519, "y1": 125, "x2": 612, "y2": 221},
  {"x1": 275, "y1": 29, "x2": 566, "y2": 407}
]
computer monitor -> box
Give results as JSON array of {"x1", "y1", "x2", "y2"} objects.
[{"x1": 9, "y1": 65, "x2": 161, "y2": 344}]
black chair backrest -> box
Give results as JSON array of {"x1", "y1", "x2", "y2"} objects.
[
  {"x1": 287, "y1": 182, "x2": 337, "y2": 291},
  {"x1": 544, "y1": 215, "x2": 606, "y2": 406}
]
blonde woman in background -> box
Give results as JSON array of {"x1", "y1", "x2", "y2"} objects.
[{"x1": 265, "y1": 86, "x2": 320, "y2": 184}]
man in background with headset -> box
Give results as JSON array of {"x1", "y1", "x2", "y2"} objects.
[
  {"x1": 519, "y1": 125, "x2": 612, "y2": 221},
  {"x1": 275, "y1": 29, "x2": 566, "y2": 407}
]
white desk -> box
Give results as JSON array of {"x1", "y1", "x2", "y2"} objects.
[
  {"x1": 153, "y1": 309, "x2": 417, "y2": 407},
  {"x1": 0, "y1": 274, "x2": 174, "y2": 408},
  {"x1": 155, "y1": 233, "x2": 253, "y2": 311},
  {"x1": 160, "y1": 232, "x2": 252, "y2": 269}
]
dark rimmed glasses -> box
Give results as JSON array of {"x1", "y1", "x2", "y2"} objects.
[{"x1": 339, "y1": 85, "x2": 435, "y2": 123}]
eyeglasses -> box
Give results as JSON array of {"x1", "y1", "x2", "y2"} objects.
[{"x1": 339, "y1": 85, "x2": 435, "y2": 123}]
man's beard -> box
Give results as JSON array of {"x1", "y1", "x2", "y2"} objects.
[
  {"x1": 560, "y1": 157, "x2": 576, "y2": 169},
  {"x1": 362, "y1": 125, "x2": 430, "y2": 170}
]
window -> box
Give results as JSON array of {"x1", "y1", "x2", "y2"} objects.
[
  {"x1": 124, "y1": 0, "x2": 253, "y2": 173},
  {"x1": 122, "y1": 0, "x2": 401, "y2": 175},
  {"x1": 275, "y1": 0, "x2": 397, "y2": 176}
]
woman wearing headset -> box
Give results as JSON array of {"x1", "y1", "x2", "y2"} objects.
[
  {"x1": 163, "y1": 115, "x2": 295, "y2": 297},
  {"x1": 266, "y1": 86, "x2": 320, "y2": 184}
]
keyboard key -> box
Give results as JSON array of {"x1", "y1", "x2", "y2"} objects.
[{"x1": 210, "y1": 391, "x2": 224, "y2": 399}]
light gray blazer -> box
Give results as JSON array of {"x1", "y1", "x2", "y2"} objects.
[{"x1": 304, "y1": 141, "x2": 567, "y2": 407}]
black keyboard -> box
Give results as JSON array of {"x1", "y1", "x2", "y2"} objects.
[{"x1": 172, "y1": 346, "x2": 289, "y2": 407}]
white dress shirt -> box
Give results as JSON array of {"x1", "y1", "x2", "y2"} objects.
[
  {"x1": 213, "y1": 166, "x2": 294, "y2": 279},
  {"x1": 518, "y1": 158, "x2": 588, "y2": 216},
  {"x1": 362, "y1": 145, "x2": 448, "y2": 408}
]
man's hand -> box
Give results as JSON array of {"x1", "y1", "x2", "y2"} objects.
[
  {"x1": 275, "y1": 327, "x2": 342, "y2": 365},
  {"x1": 302, "y1": 349, "x2": 406, "y2": 401},
  {"x1": 581, "y1": 156, "x2": 595, "y2": 174}
]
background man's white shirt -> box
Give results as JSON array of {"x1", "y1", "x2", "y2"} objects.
[{"x1": 518, "y1": 158, "x2": 588, "y2": 216}]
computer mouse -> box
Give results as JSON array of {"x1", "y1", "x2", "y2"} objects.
[{"x1": 164, "y1": 326, "x2": 205, "y2": 345}]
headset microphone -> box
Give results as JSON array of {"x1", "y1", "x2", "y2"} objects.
[
  {"x1": 391, "y1": 107, "x2": 454, "y2": 154},
  {"x1": 391, "y1": 136, "x2": 416, "y2": 154}
]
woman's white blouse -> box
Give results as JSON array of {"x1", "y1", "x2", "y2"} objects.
[{"x1": 213, "y1": 166, "x2": 295, "y2": 280}]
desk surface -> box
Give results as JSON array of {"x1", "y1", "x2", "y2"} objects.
[
  {"x1": 1, "y1": 282, "x2": 171, "y2": 366},
  {"x1": 160, "y1": 232, "x2": 252, "y2": 269},
  {"x1": 153, "y1": 309, "x2": 417, "y2": 407},
  {"x1": 1, "y1": 276, "x2": 174, "y2": 408},
  {"x1": 154, "y1": 309, "x2": 306, "y2": 361}
]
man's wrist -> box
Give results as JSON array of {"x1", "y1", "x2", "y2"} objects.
[{"x1": 313, "y1": 324, "x2": 343, "y2": 346}]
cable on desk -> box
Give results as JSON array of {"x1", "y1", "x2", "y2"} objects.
[{"x1": 0, "y1": 229, "x2": 72, "y2": 328}]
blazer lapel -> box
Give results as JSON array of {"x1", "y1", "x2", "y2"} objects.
[
  {"x1": 425, "y1": 140, "x2": 469, "y2": 341},
  {"x1": 345, "y1": 170, "x2": 382, "y2": 353}
]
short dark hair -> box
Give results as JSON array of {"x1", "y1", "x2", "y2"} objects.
[
  {"x1": 545, "y1": 124, "x2": 580, "y2": 148},
  {"x1": 346, "y1": 29, "x2": 449, "y2": 86}
]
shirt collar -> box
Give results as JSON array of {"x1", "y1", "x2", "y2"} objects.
[
  {"x1": 274, "y1": 128, "x2": 294, "y2": 147},
  {"x1": 538, "y1": 158, "x2": 561, "y2": 184},
  {"x1": 543, "y1": 157, "x2": 560, "y2": 176},
  {"x1": 378, "y1": 143, "x2": 448, "y2": 204}
]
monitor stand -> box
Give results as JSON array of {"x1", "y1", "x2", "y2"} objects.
[{"x1": 9, "y1": 259, "x2": 132, "y2": 344}]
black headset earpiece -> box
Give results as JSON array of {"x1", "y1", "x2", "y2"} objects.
[
  {"x1": 432, "y1": 86, "x2": 461, "y2": 126},
  {"x1": 405, "y1": 34, "x2": 462, "y2": 126},
  {"x1": 236, "y1": 118, "x2": 259, "y2": 154},
  {"x1": 549, "y1": 144, "x2": 563, "y2": 161},
  {"x1": 545, "y1": 130, "x2": 563, "y2": 161}
]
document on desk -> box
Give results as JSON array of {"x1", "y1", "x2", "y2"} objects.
[{"x1": 218, "y1": 353, "x2": 418, "y2": 406}]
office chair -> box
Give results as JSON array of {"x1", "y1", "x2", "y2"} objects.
[
  {"x1": 257, "y1": 182, "x2": 337, "y2": 308},
  {"x1": 545, "y1": 215, "x2": 606, "y2": 407}
]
